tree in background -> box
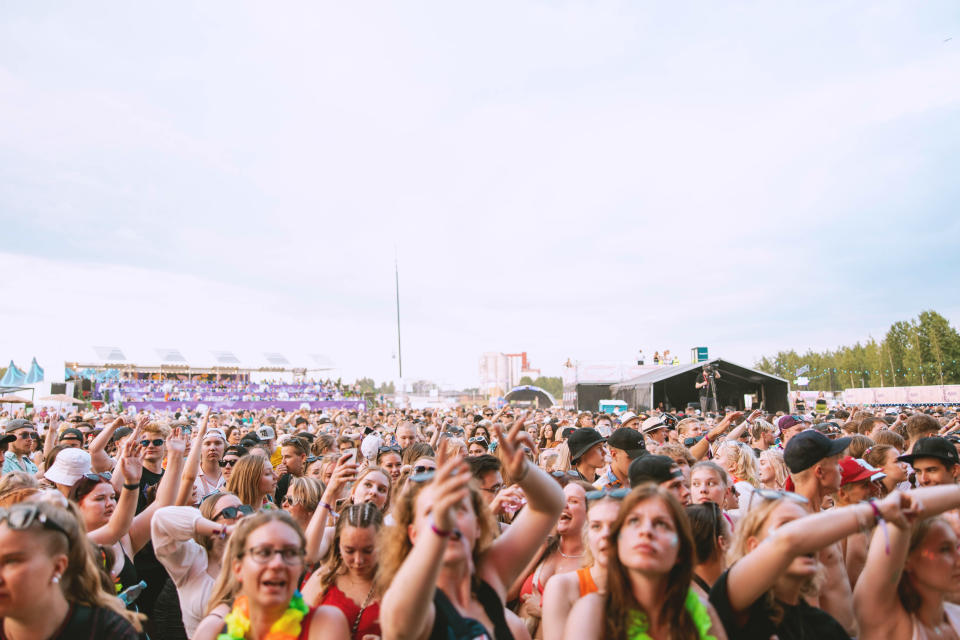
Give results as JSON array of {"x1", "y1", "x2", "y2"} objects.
[{"x1": 755, "y1": 310, "x2": 960, "y2": 390}]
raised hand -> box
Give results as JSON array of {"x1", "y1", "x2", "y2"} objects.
[
  {"x1": 492, "y1": 410, "x2": 534, "y2": 483},
  {"x1": 166, "y1": 427, "x2": 187, "y2": 456},
  {"x1": 429, "y1": 454, "x2": 471, "y2": 532},
  {"x1": 118, "y1": 436, "x2": 144, "y2": 484},
  {"x1": 489, "y1": 485, "x2": 525, "y2": 516}
]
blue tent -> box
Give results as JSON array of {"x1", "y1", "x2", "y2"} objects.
[
  {"x1": 0, "y1": 361, "x2": 25, "y2": 387},
  {"x1": 24, "y1": 358, "x2": 44, "y2": 384}
]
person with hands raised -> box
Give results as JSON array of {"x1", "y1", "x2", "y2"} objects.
[
  {"x1": 854, "y1": 484, "x2": 960, "y2": 640},
  {"x1": 379, "y1": 410, "x2": 565, "y2": 640},
  {"x1": 303, "y1": 452, "x2": 357, "y2": 564},
  {"x1": 709, "y1": 488, "x2": 915, "y2": 639},
  {"x1": 688, "y1": 411, "x2": 747, "y2": 461}
]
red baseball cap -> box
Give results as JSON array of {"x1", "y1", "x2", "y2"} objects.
[{"x1": 839, "y1": 456, "x2": 875, "y2": 485}]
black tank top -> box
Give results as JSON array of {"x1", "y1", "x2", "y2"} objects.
[{"x1": 429, "y1": 579, "x2": 512, "y2": 640}]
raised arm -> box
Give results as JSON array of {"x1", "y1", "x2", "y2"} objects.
[
  {"x1": 89, "y1": 415, "x2": 127, "y2": 473},
  {"x1": 724, "y1": 490, "x2": 912, "y2": 613},
  {"x1": 689, "y1": 411, "x2": 744, "y2": 460},
  {"x1": 42, "y1": 414, "x2": 59, "y2": 460},
  {"x1": 855, "y1": 484, "x2": 960, "y2": 635},
  {"x1": 481, "y1": 412, "x2": 565, "y2": 596},
  {"x1": 88, "y1": 436, "x2": 144, "y2": 546},
  {"x1": 304, "y1": 453, "x2": 355, "y2": 564},
  {"x1": 127, "y1": 429, "x2": 186, "y2": 553},
  {"x1": 176, "y1": 411, "x2": 210, "y2": 506},
  {"x1": 379, "y1": 455, "x2": 472, "y2": 640}
]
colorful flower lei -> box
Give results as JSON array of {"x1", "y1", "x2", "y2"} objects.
[
  {"x1": 217, "y1": 590, "x2": 309, "y2": 640},
  {"x1": 626, "y1": 588, "x2": 717, "y2": 640}
]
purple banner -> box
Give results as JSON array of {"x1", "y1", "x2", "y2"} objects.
[{"x1": 123, "y1": 400, "x2": 366, "y2": 412}]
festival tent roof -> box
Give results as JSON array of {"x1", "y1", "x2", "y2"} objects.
[
  {"x1": 70, "y1": 346, "x2": 337, "y2": 372},
  {"x1": 24, "y1": 358, "x2": 44, "y2": 384},
  {"x1": 505, "y1": 385, "x2": 557, "y2": 407},
  {"x1": 610, "y1": 358, "x2": 790, "y2": 413},
  {"x1": 0, "y1": 361, "x2": 25, "y2": 387}
]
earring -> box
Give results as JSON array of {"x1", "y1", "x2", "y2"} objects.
[{"x1": 52, "y1": 575, "x2": 60, "y2": 584}]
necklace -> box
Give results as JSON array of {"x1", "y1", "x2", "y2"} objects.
[
  {"x1": 218, "y1": 590, "x2": 309, "y2": 640},
  {"x1": 351, "y1": 582, "x2": 376, "y2": 637},
  {"x1": 558, "y1": 548, "x2": 584, "y2": 559}
]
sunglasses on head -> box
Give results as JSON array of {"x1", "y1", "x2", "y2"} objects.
[
  {"x1": 468, "y1": 437, "x2": 488, "y2": 445},
  {"x1": 551, "y1": 470, "x2": 580, "y2": 479},
  {"x1": 213, "y1": 504, "x2": 254, "y2": 521},
  {"x1": 378, "y1": 446, "x2": 401, "y2": 454},
  {"x1": 140, "y1": 439, "x2": 164, "y2": 447},
  {"x1": 0, "y1": 504, "x2": 69, "y2": 540},
  {"x1": 82, "y1": 471, "x2": 112, "y2": 483},
  {"x1": 305, "y1": 456, "x2": 319, "y2": 464},
  {"x1": 585, "y1": 487, "x2": 631, "y2": 501},
  {"x1": 746, "y1": 488, "x2": 810, "y2": 512}
]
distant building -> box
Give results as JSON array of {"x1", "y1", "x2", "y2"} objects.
[{"x1": 479, "y1": 351, "x2": 539, "y2": 398}]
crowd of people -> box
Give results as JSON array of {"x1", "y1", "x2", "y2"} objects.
[
  {"x1": 95, "y1": 378, "x2": 362, "y2": 404},
  {"x1": 0, "y1": 399, "x2": 959, "y2": 639}
]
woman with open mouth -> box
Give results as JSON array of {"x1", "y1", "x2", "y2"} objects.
[
  {"x1": 193, "y1": 510, "x2": 349, "y2": 640},
  {"x1": 379, "y1": 411, "x2": 564, "y2": 640}
]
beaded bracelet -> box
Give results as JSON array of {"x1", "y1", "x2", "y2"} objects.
[{"x1": 320, "y1": 501, "x2": 339, "y2": 519}]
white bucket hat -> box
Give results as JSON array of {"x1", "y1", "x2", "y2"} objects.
[{"x1": 44, "y1": 448, "x2": 92, "y2": 486}]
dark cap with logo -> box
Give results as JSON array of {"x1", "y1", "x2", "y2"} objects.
[
  {"x1": 783, "y1": 430, "x2": 852, "y2": 474},
  {"x1": 607, "y1": 428, "x2": 646, "y2": 460},
  {"x1": 629, "y1": 454, "x2": 681, "y2": 487}
]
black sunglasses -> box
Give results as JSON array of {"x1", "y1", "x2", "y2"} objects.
[
  {"x1": 213, "y1": 505, "x2": 255, "y2": 521},
  {"x1": 140, "y1": 439, "x2": 164, "y2": 447},
  {"x1": 82, "y1": 471, "x2": 112, "y2": 483},
  {"x1": 218, "y1": 458, "x2": 240, "y2": 468},
  {"x1": 17, "y1": 432, "x2": 39, "y2": 440},
  {"x1": 413, "y1": 465, "x2": 436, "y2": 475}
]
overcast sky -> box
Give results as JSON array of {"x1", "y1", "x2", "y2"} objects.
[{"x1": 1, "y1": 2, "x2": 958, "y2": 388}]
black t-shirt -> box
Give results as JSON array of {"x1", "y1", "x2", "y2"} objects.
[
  {"x1": 275, "y1": 473, "x2": 292, "y2": 504},
  {"x1": 0, "y1": 604, "x2": 141, "y2": 640},
  {"x1": 134, "y1": 466, "x2": 167, "y2": 618},
  {"x1": 709, "y1": 568, "x2": 850, "y2": 640}
]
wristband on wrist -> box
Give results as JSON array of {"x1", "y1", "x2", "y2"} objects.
[
  {"x1": 430, "y1": 518, "x2": 452, "y2": 538},
  {"x1": 123, "y1": 483, "x2": 140, "y2": 491},
  {"x1": 320, "y1": 501, "x2": 339, "y2": 518}
]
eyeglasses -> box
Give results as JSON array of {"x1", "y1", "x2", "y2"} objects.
[
  {"x1": 218, "y1": 458, "x2": 240, "y2": 467},
  {"x1": 0, "y1": 505, "x2": 69, "y2": 541},
  {"x1": 82, "y1": 471, "x2": 112, "y2": 483},
  {"x1": 213, "y1": 505, "x2": 254, "y2": 521},
  {"x1": 140, "y1": 439, "x2": 164, "y2": 447},
  {"x1": 585, "y1": 487, "x2": 631, "y2": 501},
  {"x1": 378, "y1": 446, "x2": 401, "y2": 455},
  {"x1": 413, "y1": 465, "x2": 436, "y2": 475},
  {"x1": 241, "y1": 545, "x2": 304, "y2": 565},
  {"x1": 746, "y1": 488, "x2": 810, "y2": 512}
]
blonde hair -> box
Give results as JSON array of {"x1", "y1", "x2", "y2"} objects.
[
  {"x1": 287, "y1": 477, "x2": 322, "y2": 513},
  {"x1": 197, "y1": 491, "x2": 239, "y2": 551},
  {"x1": 226, "y1": 454, "x2": 270, "y2": 508},
  {"x1": 718, "y1": 441, "x2": 760, "y2": 487},
  {"x1": 140, "y1": 422, "x2": 171, "y2": 439},
  {"x1": 205, "y1": 510, "x2": 306, "y2": 615},
  {"x1": 758, "y1": 449, "x2": 789, "y2": 490}
]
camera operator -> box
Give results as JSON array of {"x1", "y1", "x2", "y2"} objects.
[{"x1": 696, "y1": 364, "x2": 720, "y2": 414}]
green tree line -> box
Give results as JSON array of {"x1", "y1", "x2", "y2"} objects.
[
  {"x1": 754, "y1": 310, "x2": 960, "y2": 390},
  {"x1": 517, "y1": 375, "x2": 563, "y2": 399}
]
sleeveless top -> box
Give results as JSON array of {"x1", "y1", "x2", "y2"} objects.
[
  {"x1": 911, "y1": 603, "x2": 960, "y2": 640},
  {"x1": 319, "y1": 584, "x2": 381, "y2": 640},
  {"x1": 429, "y1": 580, "x2": 512, "y2": 640},
  {"x1": 576, "y1": 567, "x2": 598, "y2": 597}
]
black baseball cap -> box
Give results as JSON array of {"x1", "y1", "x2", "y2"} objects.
[
  {"x1": 224, "y1": 444, "x2": 249, "y2": 458},
  {"x1": 629, "y1": 454, "x2": 681, "y2": 487},
  {"x1": 783, "y1": 430, "x2": 852, "y2": 474},
  {"x1": 295, "y1": 431, "x2": 316, "y2": 443},
  {"x1": 898, "y1": 437, "x2": 960, "y2": 468},
  {"x1": 567, "y1": 428, "x2": 607, "y2": 462},
  {"x1": 58, "y1": 428, "x2": 84, "y2": 443},
  {"x1": 607, "y1": 428, "x2": 647, "y2": 460},
  {"x1": 112, "y1": 426, "x2": 133, "y2": 442}
]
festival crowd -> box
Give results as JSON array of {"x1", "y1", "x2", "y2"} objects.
[{"x1": 1, "y1": 395, "x2": 960, "y2": 639}]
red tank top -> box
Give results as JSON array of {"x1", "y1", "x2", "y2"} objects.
[{"x1": 319, "y1": 584, "x2": 381, "y2": 640}]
